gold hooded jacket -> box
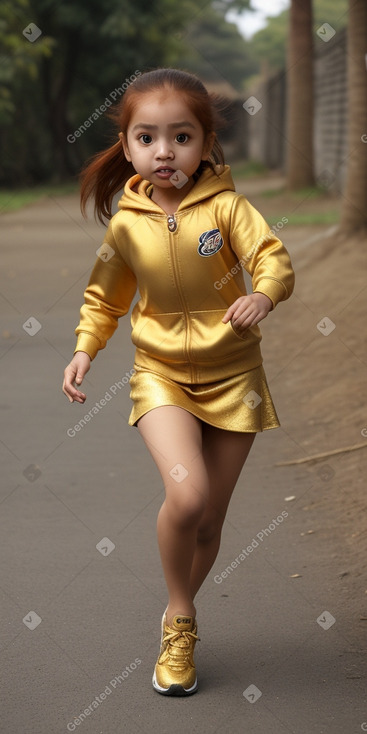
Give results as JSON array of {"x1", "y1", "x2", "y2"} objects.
[{"x1": 74, "y1": 165, "x2": 295, "y2": 383}]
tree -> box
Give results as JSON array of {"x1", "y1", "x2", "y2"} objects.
[
  {"x1": 0, "y1": 0, "x2": 254, "y2": 185},
  {"x1": 0, "y1": 0, "x2": 55, "y2": 184},
  {"x1": 173, "y1": 9, "x2": 258, "y2": 91},
  {"x1": 0, "y1": 0, "x2": 54, "y2": 124},
  {"x1": 285, "y1": 0, "x2": 314, "y2": 188},
  {"x1": 247, "y1": 0, "x2": 348, "y2": 78},
  {"x1": 339, "y1": 0, "x2": 367, "y2": 232}
]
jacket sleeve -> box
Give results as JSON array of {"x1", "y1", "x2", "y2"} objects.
[
  {"x1": 229, "y1": 194, "x2": 295, "y2": 308},
  {"x1": 74, "y1": 220, "x2": 137, "y2": 360}
]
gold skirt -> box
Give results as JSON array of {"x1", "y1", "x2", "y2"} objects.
[{"x1": 128, "y1": 363, "x2": 280, "y2": 432}]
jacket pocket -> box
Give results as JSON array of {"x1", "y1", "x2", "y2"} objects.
[
  {"x1": 189, "y1": 309, "x2": 257, "y2": 363},
  {"x1": 131, "y1": 311, "x2": 186, "y2": 363}
]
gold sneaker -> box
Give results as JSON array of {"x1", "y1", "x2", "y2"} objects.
[{"x1": 152, "y1": 612, "x2": 199, "y2": 696}]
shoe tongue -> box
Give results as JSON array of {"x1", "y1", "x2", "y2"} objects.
[{"x1": 171, "y1": 615, "x2": 194, "y2": 631}]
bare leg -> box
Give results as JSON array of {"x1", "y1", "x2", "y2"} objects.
[
  {"x1": 189, "y1": 424, "x2": 255, "y2": 598},
  {"x1": 137, "y1": 406, "x2": 256, "y2": 624},
  {"x1": 137, "y1": 406, "x2": 210, "y2": 625}
]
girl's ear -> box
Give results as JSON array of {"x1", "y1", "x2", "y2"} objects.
[
  {"x1": 119, "y1": 132, "x2": 131, "y2": 162},
  {"x1": 202, "y1": 131, "x2": 216, "y2": 161}
]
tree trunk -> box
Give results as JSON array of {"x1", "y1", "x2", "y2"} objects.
[
  {"x1": 286, "y1": 0, "x2": 315, "y2": 189},
  {"x1": 42, "y1": 29, "x2": 83, "y2": 181},
  {"x1": 339, "y1": 0, "x2": 367, "y2": 233}
]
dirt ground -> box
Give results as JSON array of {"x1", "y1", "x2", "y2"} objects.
[{"x1": 244, "y1": 176, "x2": 367, "y2": 619}]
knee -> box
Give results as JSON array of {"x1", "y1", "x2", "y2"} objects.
[
  {"x1": 165, "y1": 491, "x2": 207, "y2": 528},
  {"x1": 197, "y1": 510, "x2": 224, "y2": 544}
]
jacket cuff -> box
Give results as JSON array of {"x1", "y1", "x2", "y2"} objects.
[
  {"x1": 254, "y1": 278, "x2": 288, "y2": 309},
  {"x1": 74, "y1": 333, "x2": 101, "y2": 360}
]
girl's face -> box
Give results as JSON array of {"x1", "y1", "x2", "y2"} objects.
[{"x1": 121, "y1": 91, "x2": 215, "y2": 195}]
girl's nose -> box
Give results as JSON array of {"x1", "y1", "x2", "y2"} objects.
[{"x1": 156, "y1": 139, "x2": 174, "y2": 158}]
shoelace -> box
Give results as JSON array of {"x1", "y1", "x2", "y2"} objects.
[
  {"x1": 163, "y1": 628, "x2": 200, "y2": 649},
  {"x1": 160, "y1": 628, "x2": 200, "y2": 670}
]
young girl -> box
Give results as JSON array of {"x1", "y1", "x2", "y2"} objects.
[{"x1": 62, "y1": 68, "x2": 295, "y2": 697}]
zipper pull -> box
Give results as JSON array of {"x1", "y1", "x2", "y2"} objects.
[{"x1": 167, "y1": 214, "x2": 177, "y2": 232}]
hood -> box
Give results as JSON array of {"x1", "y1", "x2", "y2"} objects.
[{"x1": 117, "y1": 164, "x2": 236, "y2": 214}]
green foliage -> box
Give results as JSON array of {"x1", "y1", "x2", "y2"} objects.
[
  {"x1": 170, "y1": 9, "x2": 258, "y2": 91},
  {"x1": 0, "y1": 182, "x2": 78, "y2": 212},
  {"x1": 0, "y1": 0, "x2": 350, "y2": 187},
  {"x1": 230, "y1": 160, "x2": 267, "y2": 177},
  {"x1": 0, "y1": 0, "x2": 255, "y2": 185},
  {"x1": 248, "y1": 10, "x2": 289, "y2": 73},
  {"x1": 248, "y1": 0, "x2": 348, "y2": 73},
  {"x1": 214, "y1": 0, "x2": 252, "y2": 12},
  {"x1": 0, "y1": 0, "x2": 54, "y2": 124}
]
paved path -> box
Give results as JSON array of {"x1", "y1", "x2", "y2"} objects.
[{"x1": 0, "y1": 193, "x2": 365, "y2": 734}]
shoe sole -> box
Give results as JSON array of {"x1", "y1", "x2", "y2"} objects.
[{"x1": 152, "y1": 672, "x2": 198, "y2": 696}]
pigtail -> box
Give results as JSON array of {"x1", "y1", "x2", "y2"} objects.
[
  {"x1": 208, "y1": 135, "x2": 225, "y2": 169},
  {"x1": 207, "y1": 91, "x2": 230, "y2": 172},
  {"x1": 79, "y1": 140, "x2": 135, "y2": 224}
]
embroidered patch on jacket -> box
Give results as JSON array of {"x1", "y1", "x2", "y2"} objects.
[{"x1": 197, "y1": 228, "x2": 224, "y2": 257}]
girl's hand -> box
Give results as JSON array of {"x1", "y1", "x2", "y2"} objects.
[
  {"x1": 62, "y1": 351, "x2": 91, "y2": 404},
  {"x1": 222, "y1": 292, "x2": 273, "y2": 338}
]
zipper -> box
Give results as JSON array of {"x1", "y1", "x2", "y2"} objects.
[
  {"x1": 167, "y1": 214, "x2": 177, "y2": 232},
  {"x1": 166, "y1": 214, "x2": 195, "y2": 381}
]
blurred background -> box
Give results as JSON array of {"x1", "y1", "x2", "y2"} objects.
[
  {"x1": 0, "y1": 0, "x2": 359, "y2": 204},
  {"x1": 2, "y1": 0, "x2": 365, "y2": 235}
]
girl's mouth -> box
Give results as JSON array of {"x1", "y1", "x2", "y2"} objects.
[{"x1": 155, "y1": 168, "x2": 175, "y2": 179}]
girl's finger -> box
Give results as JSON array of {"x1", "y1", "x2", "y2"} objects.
[
  {"x1": 222, "y1": 298, "x2": 245, "y2": 323},
  {"x1": 62, "y1": 374, "x2": 86, "y2": 402},
  {"x1": 67, "y1": 389, "x2": 86, "y2": 404},
  {"x1": 222, "y1": 306, "x2": 235, "y2": 323},
  {"x1": 233, "y1": 306, "x2": 260, "y2": 330},
  {"x1": 231, "y1": 303, "x2": 254, "y2": 325}
]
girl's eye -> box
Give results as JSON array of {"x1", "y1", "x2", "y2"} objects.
[
  {"x1": 176, "y1": 133, "x2": 189, "y2": 144},
  {"x1": 140, "y1": 134, "x2": 152, "y2": 144}
]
